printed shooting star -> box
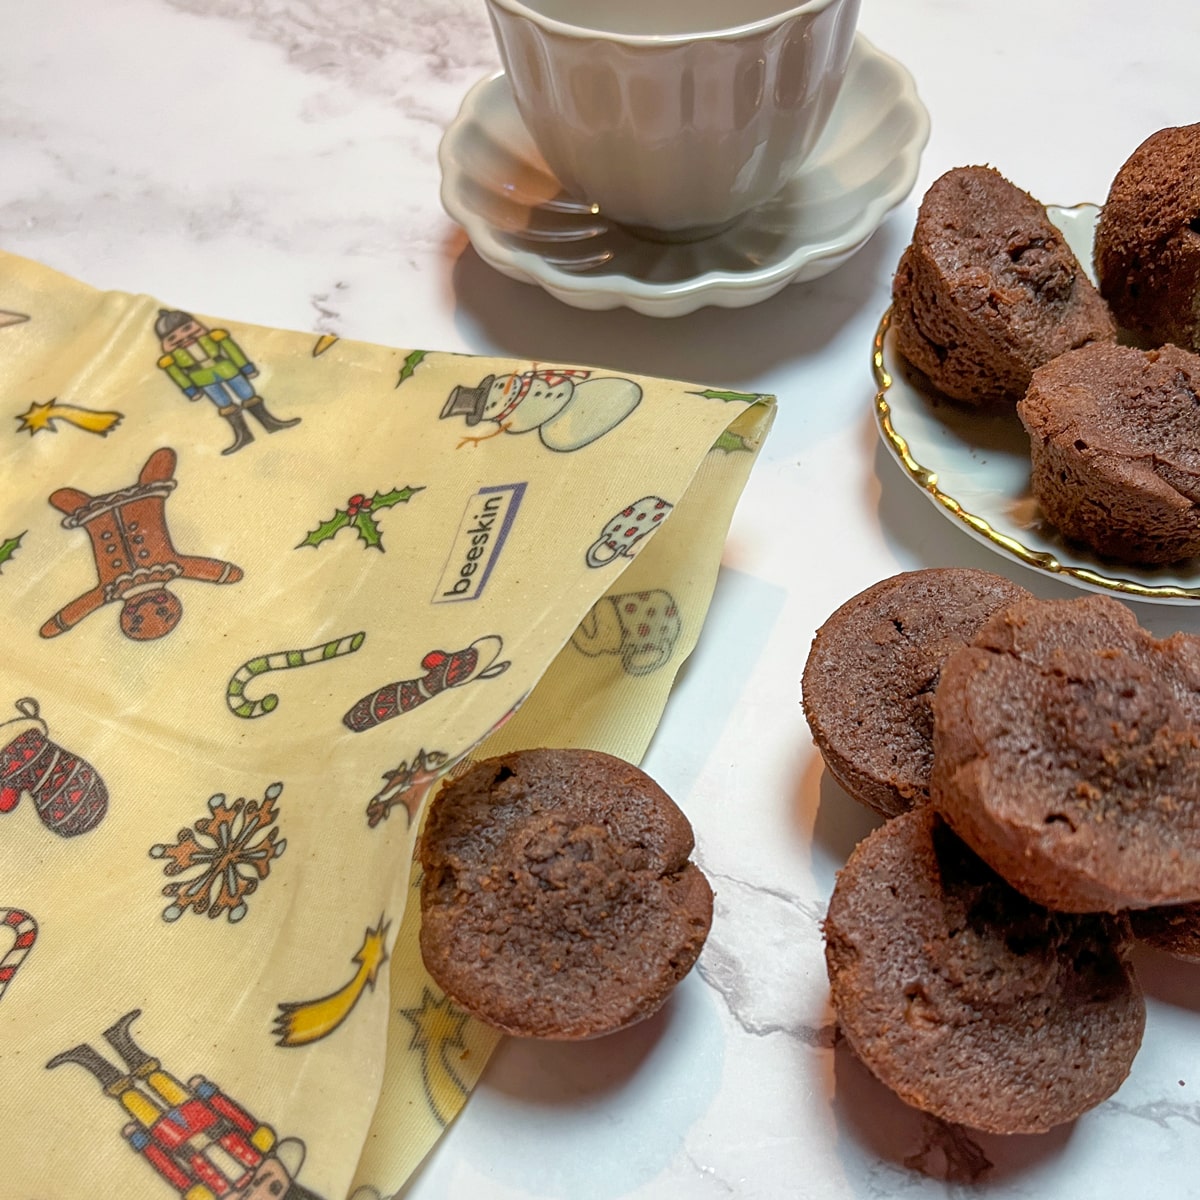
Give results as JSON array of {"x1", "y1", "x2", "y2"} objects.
[
  {"x1": 16, "y1": 399, "x2": 123, "y2": 437},
  {"x1": 398, "y1": 987, "x2": 472, "y2": 1125},
  {"x1": 273, "y1": 917, "x2": 390, "y2": 1046}
]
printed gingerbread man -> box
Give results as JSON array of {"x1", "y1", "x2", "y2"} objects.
[{"x1": 41, "y1": 448, "x2": 243, "y2": 642}]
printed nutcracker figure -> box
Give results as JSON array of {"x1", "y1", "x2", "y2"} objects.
[
  {"x1": 155, "y1": 309, "x2": 300, "y2": 455},
  {"x1": 48, "y1": 1010, "x2": 324, "y2": 1200}
]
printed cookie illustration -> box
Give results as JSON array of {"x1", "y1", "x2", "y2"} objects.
[
  {"x1": 273, "y1": 918, "x2": 389, "y2": 1046},
  {"x1": 40, "y1": 447, "x2": 242, "y2": 641},
  {"x1": 342, "y1": 636, "x2": 510, "y2": 733},
  {"x1": 0, "y1": 908, "x2": 37, "y2": 1001},
  {"x1": 586, "y1": 497, "x2": 673, "y2": 567},
  {"x1": 48, "y1": 1010, "x2": 325, "y2": 1200},
  {"x1": 16, "y1": 398, "x2": 123, "y2": 437},
  {"x1": 149, "y1": 783, "x2": 287, "y2": 923},
  {"x1": 572, "y1": 589, "x2": 681, "y2": 675},
  {"x1": 441, "y1": 367, "x2": 641, "y2": 452},
  {"x1": 155, "y1": 308, "x2": 299, "y2": 456},
  {"x1": 0, "y1": 698, "x2": 108, "y2": 837}
]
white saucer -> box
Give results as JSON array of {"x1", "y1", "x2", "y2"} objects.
[{"x1": 439, "y1": 35, "x2": 930, "y2": 318}]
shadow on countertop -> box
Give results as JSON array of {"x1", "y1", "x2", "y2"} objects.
[{"x1": 446, "y1": 219, "x2": 903, "y2": 388}]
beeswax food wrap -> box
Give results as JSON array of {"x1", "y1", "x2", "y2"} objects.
[{"x1": 0, "y1": 250, "x2": 773, "y2": 1200}]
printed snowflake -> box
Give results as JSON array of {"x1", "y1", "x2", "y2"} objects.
[
  {"x1": 367, "y1": 749, "x2": 449, "y2": 828},
  {"x1": 150, "y1": 782, "x2": 287, "y2": 922}
]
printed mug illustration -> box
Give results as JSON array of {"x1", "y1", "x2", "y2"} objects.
[
  {"x1": 48, "y1": 1010, "x2": 325, "y2": 1200},
  {"x1": 40, "y1": 447, "x2": 243, "y2": 641},
  {"x1": 155, "y1": 308, "x2": 300, "y2": 456},
  {"x1": 227, "y1": 632, "x2": 365, "y2": 719},
  {"x1": 297, "y1": 485, "x2": 423, "y2": 552},
  {"x1": 0, "y1": 531, "x2": 22, "y2": 573},
  {"x1": 273, "y1": 917, "x2": 390, "y2": 1047},
  {"x1": 441, "y1": 366, "x2": 642, "y2": 452},
  {"x1": 585, "y1": 497, "x2": 673, "y2": 568},
  {"x1": 0, "y1": 908, "x2": 37, "y2": 1002},
  {"x1": 15, "y1": 397, "x2": 123, "y2": 437},
  {"x1": 0, "y1": 698, "x2": 108, "y2": 837},
  {"x1": 342, "y1": 636, "x2": 510, "y2": 733},
  {"x1": 571, "y1": 589, "x2": 681, "y2": 675},
  {"x1": 149, "y1": 782, "x2": 287, "y2": 923},
  {"x1": 398, "y1": 986, "x2": 472, "y2": 1127}
]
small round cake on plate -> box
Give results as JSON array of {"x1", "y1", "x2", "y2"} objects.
[
  {"x1": 418, "y1": 748, "x2": 712, "y2": 1039},
  {"x1": 1094, "y1": 122, "x2": 1200, "y2": 352},
  {"x1": 1019, "y1": 340, "x2": 1200, "y2": 564},
  {"x1": 891, "y1": 165, "x2": 1114, "y2": 406}
]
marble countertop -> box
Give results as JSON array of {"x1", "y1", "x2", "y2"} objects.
[{"x1": 5, "y1": 2, "x2": 1200, "y2": 1197}]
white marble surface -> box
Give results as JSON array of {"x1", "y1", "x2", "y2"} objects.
[{"x1": 5, "y1": 2, "x2": 1200, "y2": 1197}]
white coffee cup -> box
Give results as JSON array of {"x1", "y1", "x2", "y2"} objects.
[{"x1": 484, "y1": 0, "x2": 862, "y2": 242}]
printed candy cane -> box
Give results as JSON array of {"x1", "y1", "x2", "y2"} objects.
[
  {"x1": 227, "y1": 632, "x2": 366, "y2": 719},
  {"x1": 342, "y1": 636, "x2": 509, "y2": 733},
  {"x1": 0, "y1": 908, "x2": 37, "y2": 1001}
]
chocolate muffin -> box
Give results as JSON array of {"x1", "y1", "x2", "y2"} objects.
[
  {"x1": 418, "y1": 748, "x2": 713, "y2": 1039},
  {"x1": 1094, "y1": 123, "x2": 1200, "y2": 352},
  {"x1": 1019, "y1": 340, "x2": 1200, "y2": 564},
  {"x1": 931, "y1": 594, "x2": 1200, "y2": 912},
  {"x1": 1130, "y1": 903, "x2": 1200, "y2": 962},
  {"x1": 824, "y1": 808, "x2": 1144, "y2": 1134},
  {"x1": 801, "y1": 568, "x2": 1029, "y2": 818},
  {"x1": 891, "y1": 166, "x2": 1115, "y2": 406}
]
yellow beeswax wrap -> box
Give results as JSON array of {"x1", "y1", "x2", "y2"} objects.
[{"x1": 0, "y1": 249, "x2": 773, "y2": 1200}]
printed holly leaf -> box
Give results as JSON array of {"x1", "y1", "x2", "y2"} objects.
[
  {"x1": 297, "y1": 486, "x2": 423, "y2": 552},
  {"x1": 297, "y1": 510, "x2": 350, "y2": 549},
  {"x1": 711, "y1": 429, "x2": 753, "y2": 454},
  {"x1": 371, "y1": 485, "x2": 423, "y2": 510},
  {"x1": 0, "y1": 531, "x2": 24, "y2": 572},
  {"x1": 690, "y1": 388, "x2": 764, "y2": 404},
  {"x1": 353, "y1": 510, "x2": 384, "y2": 550},
  {"x1": 396, "y1": 350, "x2": 429, "y2": 388}
]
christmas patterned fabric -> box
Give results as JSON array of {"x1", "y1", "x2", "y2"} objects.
[{"x1": 0, "y1": 249, "x2": 773, "y2": 1200}]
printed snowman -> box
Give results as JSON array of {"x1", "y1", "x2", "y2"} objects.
[{"x1": 440, "y1": 367, "x2": 642, "y2": 452}]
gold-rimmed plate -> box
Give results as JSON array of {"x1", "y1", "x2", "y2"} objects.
[{"x1": 873, "y1": 202, "x2": 1200, "y2": 605}]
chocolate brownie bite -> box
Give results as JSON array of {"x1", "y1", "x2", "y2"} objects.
[
  {"x1": 891, "y1": 166, "x2": 1115, "y2": 406},
  {"x1": 1094, "y1": 123, "x2": 1200, "y2": 352},
  {"x1": 801, "y1": 568, "x2": 1029, "y2": 818},
  {"x1": 931, "y1": 594, "x2": 1200, "y2": 912},
  {"x1": 824, "y1": 808, "x2": 1144, "y2": 1134},
  {"x1": 1019, "y1": 341, "x2": 1200, "y2": 564},
  {"x1": 418, "y1": 748, "x2": 713, "y2": 1039},
  {"x1": 1130, "y1": 903, "x2": 1200, "y2": 962}
]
